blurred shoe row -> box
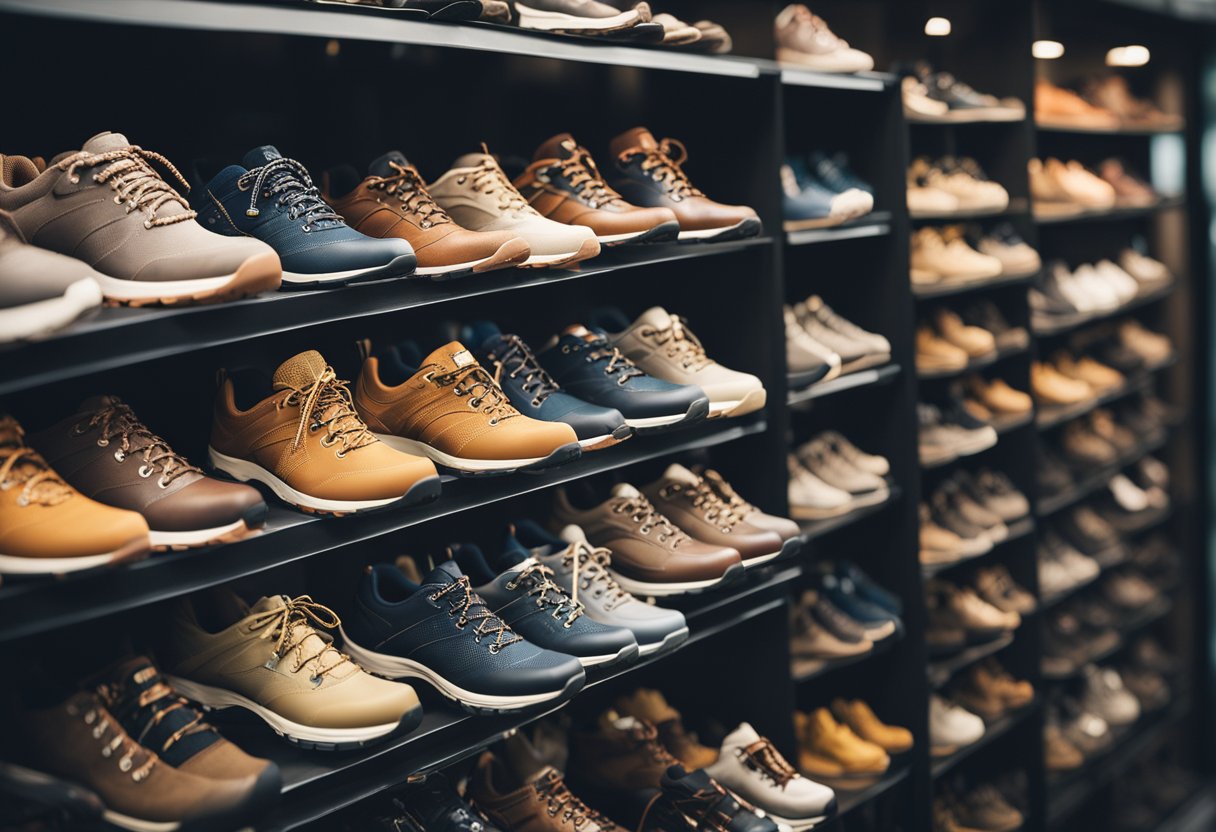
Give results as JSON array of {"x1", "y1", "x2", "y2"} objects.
[
  {"x1": 1041, "y1": 575, "x2": 1168, "y2": 680},
  {"x1": 784, "y1": 296, "x2": 891, "y2": 390},
  {"x1": 787, "y1": 432, "x2": 891, "y2": 520},
  {"x1": 775, "y1": 5, "x2": 873, "y2": 73},
  {"x1": 918, "y1": 399, "x2": 999, "y2": 467},
  {"x1": 1031, "y1": 256, "x2": 1173, "y2": 330},
  {"x1": 901, "y1": 63, "x2": 1026, "y2": 123},
  {"x1": 919, "y1": 471, "x2": 1030, "y2": 566},
  {"x1": 796, "y1": 701, "x2": 911, "y2": 788},
  {"x1": 911, "y1": 224, "x2": 1040, "y2": 287},
  {"x1": 947, "y1": 657, "x2": 1035, "y2": 724},
  {"x1": 908, "y1": 157, "x2": 1010, "y2": 218},
  {"x1": 1111, "y1": 757, "x2": 1201, "y2": 832},
  {"x1": 1038, "y1": 501, "x2": 1176, "y2": 599},
  {"x1": 790, "y1": 562, "x2": 903, "y2": 669},
  {"x1": 782, "y1": 152, "x2": 874, "y2": 230},
  {"x1": 1030, "y1": 156, "x2": 1161, "y2": 216},
  {"x1": 934, "y1": 780, "x2": 1026, "y2": 832},
  {"x1": 916, "y1": 310, "x2": 1032, "y2": 377},
  {"x1": 926, "y1": 573, "x2": 1027, "y2": 656},
  {"x1": 1036, "y1": 76, "x2": 1182, "y2": 132},
  {"x1": 1031, "y1": 350, "x2": 1126, "y2": 410}
]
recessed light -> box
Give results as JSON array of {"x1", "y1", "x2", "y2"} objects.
[
  {"x1": 1107, "y1": 45, "x2": 1150, "y2": 67},
  {"x1": 1033, "y1": 40, "x2": 1065, "y2": 60},
  {"x1": 924, "y1": 17, "x2": 952, "y2": 36}
]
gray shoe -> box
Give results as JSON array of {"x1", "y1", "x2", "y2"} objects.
[
  {"x1": 0, "y1": 211, "x2": 102, "y2": 343},
  {"x1": 797, "y1": 437, "x2": 889, "y2": 508},
  {"x1": 791, "y1": 296, "x2": 889, "y2": 373},
  {"x1": 784, "y1": 306, "x2": 841, "y2": 387},
  {"x1": 0, "y1": 132, "x2": 281, "y2": 306}
]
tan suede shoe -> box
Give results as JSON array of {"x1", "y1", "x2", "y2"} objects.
[
  {"x1": 831, "y1": 699, "x2": 914, "y2": 754},
  {"x1": 615, "y1": 688, "x2": 720, "y2": 769},
  {"x1": 795, "y1": 708, "x2": 889, "y2": 780},
  {"x1": 968, "y1": 376, "x2": 1033, "y2": 415},
  {"x1": 916, "y1": 323, "x2": 969, "y2": 372},
  {"x1": 935, "y1": 309, "x2": 996, "y2": 358},
  {"x1": 1031, "y1": 361, "x2": 1092, "y2": 405}
]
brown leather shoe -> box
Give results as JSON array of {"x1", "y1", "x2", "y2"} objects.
[
  {"x1": 550, "y1": 482, "x2": 744, "y2": 596},
  {"x1": 696, "y1": 466, "x2": 802, "y2": 542},
  {"x1": 614, "y1": 688, "x2": 719, "y2": 769},
  {"x1": 0, "y1": 415, "x2": 150, "y2": 575},
  {"x1": 30, "y1": 397, "x2": 265, "y2": 551},
  {"x1": 608, "y1": 128, "x2": 761, "y2": 242},
  {"x1": 514, "y1": 133, "x2": 680, "y2": 246},
  {"x1": 468, "y1": 751, "x2": 625, "y2": 832},
  {"x1": 209, "y1": 350, "x2": 441, "y2": 515},
  {"x1": 355, "y1": 340, "x2": 581, "y2": 475},
  {"x1": 569, "y1": 710, "x2": 679, "y2": 794},
  {"x1": 323, "y1": 152, "x2": 530, "y2": 278}
]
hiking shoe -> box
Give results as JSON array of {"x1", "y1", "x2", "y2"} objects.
[
  {"x1": 514, "y1": 134, "x2": 679, "y2": 245},
  {"x1": 429, "y1": 149, "x2": 600, "y2": 268},
  {"x1": 355, "y1": 339, "x2": 581, "y2": 475},
  {"x1": 570, "y1": 710, "x2": 681, "y2": 796},
  {"x1": 774, "y1": 4, "x2": 873, "y2": 73},
  {"x1": 324, "y1": 151, "x2": 530, "y2": 277},
  {"x1": 698, "y1": 466, "x2": 803, "y2": 545},
  {"x1": 32, "y1": 397, "x2": 266, "y2": 550},
  {"x1": 639, "y1": 763, "x2": 778, "y2": 832},
  {"x1": 163, "y1": 589, "x2": 423, "y2": 749},
  {"x1": 515, "y1": 0, "x2": 645, "y2": 33},
  {"x1": 0, "y1": 415, "x2": 149, "y2": 575},
  {"x1": 589, "y1": 306, "x2": 766, "y2": 418},
  {"x1": 0, "y1": 210, "x2": 101, "y2": 342},
  {"x1": 794, "y1": 708, "x2": 889, "y2": 781},
  {"x1": 210, "y1": 350, "x2": 441, "y2": 514},
  {"x1": 468, "y1": 752, "x2": 625, "y2": 832},
  {"x1": 608, "y1": 128, "x2": 761, "y2": 243},
  {"x1": 341, "y1": 561, "x2": 586, "y2": 712},
  {"x1": 831, "y1": 699, "x2": 913, "y2": 755},
  {"x1": 0, "y1": 132, "x2": 281, "y2": 305},
  {"x1": 615, "y1": 688, "x2": 719, "y2": 770}
]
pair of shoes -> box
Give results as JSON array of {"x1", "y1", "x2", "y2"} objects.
[
  {"x1": 1030, "y1": 157, "x2": 1117, "y2": 215},
  {"x1": 918, "y1": 401, "x2": 998, "y2": 466},
  {"x1": 1100, "y1": 159, "x2": 1159, "y2": 207},
  {"x1": 908, "y1": 157, "x2": 1010, "y2": 216},
  {"x1": 975, "y1": 222, "x2": 1041, "y2": 276},
  {"x1": 781, "y1": 153, "x2": 873, "y2": 230},
  {"x1": 1035, "y1": 77, "x2": 1123, "y2": 130},
  {"x1": 795, "y1": 703, "x2": 909, "y2": 787},
  {"x1": 1085, "y1": 663, "x2": 1144, "y2": 726},
  {"x1": 917, "y1": 308, "x2": 998, "y2": 372},
  {"x1": 929, "y1": 694, "x2": 985, "y2": 757},
  {"x1": 1032, "y1": 351, "x2": 1122, "y2": 407},
  {"x1": 935, "y1": 784, "x2": 1024, "y2": 832},
  {"x1": 1084, "y1": 75, "x2": 1183, "y2": 130},
  {"x1": 950, "y1": 657, "x2": 1035, "y2": 722},
  {"x1": 785, "y1": 297, "x2": 891, "y2": 385},
  {"x1": 910, "y1": 227, "x2": 1003, "y2": 285},
  {"x1": 964, "y1": 374, "x2": 1034, "y2": 421},
  {"x1": 775, "y1": 5, "x2": 873, "y2": 73},
  {"x1": 1038, "y1": 528, "x2": 1101, "y2": 598},
  {"x1": 790, "y1": 563, "x2": 900, "y2": 663},
  {"x1": 788, "y1": 433, "x2": 889, "y2": 520},
  {"x1": 926, "y1": 578, "x2": 1020, "y2": 655},
  {"x1": 902, "y1": 62, "x2": 1025, "y2": 123},
  {"x1": 1041, "y1": 603, "x2": 1119, "y2": 678},
  {"x1": 919, "y1": 472, "x2": 1029, "y2": 565}
]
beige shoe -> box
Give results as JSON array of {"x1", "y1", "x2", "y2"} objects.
[
  {"x1": 919, "y1": 504, "x2": 980, "y2": 564},
  {"x1": 910, "y1": 227, "x2": 1002, "y2": 283},
  {"x1": 1029, "y1": 157, "x2": 1084, "y2": 216},
  {"x1": 1119, "y1": 320, "x2": 1173, "y2": 364},
  {"x1": 916, "y1": 323, "x2": 969, "y2": 372},
  {"x1": 1031, "y1": 361, "x2": 1092, "y2": 406},
  {"x1": 967, "y1": 376, "x2": 1032, "y2": 415},
  {"x1": 162, "y1": 589, "x2": 423, "y2": 749},
  {"x1": 1055, "y1": 353, "x2": 1123, "y2": 391},
  {"x1": 935, "y1": 309, "x2": 996, "y2": 358}
]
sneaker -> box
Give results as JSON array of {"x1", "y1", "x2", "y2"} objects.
[
  {"x1": 785, "y1": 306, "x2": 841, "y2": 387},
  {"x1": 914, "y1": 66, "x2": 1025, "y2": 122},
  {"x1": 796, "y1": 437, "x2": 890, "y2": 508},
  {"x1": 539, "y1": 326, "x2": 710, "y2": 431},
  {"x1": 356, "y1": 339, "x2": 581, "y2": 474},
  {"x1": 1032, "y1": 360, "x2": 1092, "y2": 406},
  {"x1": 469, "y1": 751, "x2": 623, "y2": 832},
  {"x1": 1035, "y1": 77, "x2": 1121, "y2": 129},
  {"x1": 781, "y1": 158, "x2": 873, "y2": 230},
  {"x1": 341, "y1": 560, "x2": 585, "y2": 712},
  {"x1": 323, "y1": 151, "x2": 531, "y2": 277},
  {"x1": 1081, "y1": 665, "x2": 1140, "y2": 726},
  {"x1": 31, "y1": 397, "x2": 266, "y2": 550},
  {"x1": 955, "y1": 784, "x2": 1024, "y2": 832},
  {"x1": 588, "y1": 306, "x2": 766, "y2": 418},
  {"x1": 929, "y1": 695, "x2": 985, "y2": 757},
  {"x1": 830, "y1": 699, "x2": 913, "y2": 755},
  {"x1": 0, "y1": 210, "x2": 102, "y2": 342},
  {"x1": 569, "y1": 710, "x2": 681, "y2": 797},
  {"x1": 790, "y1": 591, "x2": 873, "y2": 660},
  {"x1": 1119, "y1": 248, "x2": 1171, "y2": 287},
  {"x1": 704, "y1": 723, "x2": 837, "y2": 830},
  {"x1": 195, "y1": 145, "x2": 416, "y2": 287},
  {"x1": 920, "y1": 503, "x2": 986, "y2": 564},
  {"x1": 698, "y1": 466, "x2": 803, "y2": 545},
  {"x1": 903, "y1": 75, "x2": 951, "y2": 120},
  {"x1": 928, "y1": 496, "x2": 992, "y2": 558},
  {"x1": 210, "y1": 350, "x2": 441, "y2": 514},
  {"x1": 639, "y1": 764, "x2": 778, "y2": 832},
  {"x1": 975, "y1": 565, "x2": 1035, "y2": 615},
  {"x1": 451, "y1": 540, "x2": 640, "y2": 668},
  {"x1": 968, "y1": 470, "x2": 1030, "y2": 521},
  {"x1": 514, "y1": 0, "x2": 645, "y2": 33},
  {"x1": 505, "y1": 520, "x2": 690, "y2": 656},
  {"x1": 163, "y1": 589, "x2": 423, "y2": 748},
  {"x1": 550, "y1": 483, "x2": 744, "y2": 595},
  {"x1": 428, "y1": 149, "x2": 600, "y2": 268},
  {"x1": 916, "y1": 322, "x2": 969, "y2": 372},
  {"x1": 909, "y1": 157, "x2": 1009, "y2": 214},
  {"x1": 787, "y1": 455, "x2": 853, "y2": 520},
  {"x1": 614, "y1": 688, "x2": 719, "y2": 770},
  {"x1": 0, "y1": 132, "x2": 282, "y2": 305},
  {"x1": 794, "y1": 708, "x2": 889, "y2": 781},
  {"x1": 608, "y1": 128, "x2": 761, "y2": 243},
  {"x1": 465, "y1": 321, "x2": 632, "y2": 451},
  {"x1": 791, "y1": 295, "x2": 891, "y2": 372},
  {"x1": 0, "y1": 415, "x2": 150, "y2": 575},
  {"x1": 976, "y1": 222, "x2": 1041, "y2": 276},
  {"x1": 820, "y1": 572, "x2": 900, "y2": 641},
  {"x1": 774, "y1": 5, "x2": 874, "y2": 73},
  {"x1": 911, "y1": 227, "x2": 1003, "y2": 284},
  {"x1": 514, "y1": 133, "x2": 679, "y2": 245}
]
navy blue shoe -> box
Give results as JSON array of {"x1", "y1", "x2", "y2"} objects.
[
  {"x1": 808, "y1": 152, "x2": 875, "y2": 196},
  {"x1": 340, "y1": 561, "x2": 585, "y2": 714},
  {"x1": 538, "y1": 326, "x2": 709, "y2": 432},
  {"x1": 836, "y1": 561, "x2": 903, "y2": 616},
  {"x1": 195, "y1": 145, "x2": 415, "y2": 288},
  {"x1": 451, "y1": 541, "x2": 640, "y2": 669},
  {"x1": 464, "y1": 321, "x2": 634, "y2": 452},
  {"x1": 781, "y1": 158, "x2": 873, "y2": 231},
  {"x1": 820, "y1": 571, "x2": 904, "y2": 642}
]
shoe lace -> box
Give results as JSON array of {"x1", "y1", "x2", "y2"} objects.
[
  {"x1": 75, "y1": 399, "x2": 200, "y2": 487},
  {"x1": 534, "y1": 770, "x2": 606, "y2": 828},
  {"x1": 428, "y1": 362, "x2": 517, "y2": 423},
  {"x1": 367, "y1": 161, "x2": 452, "y2": 228},
  {"x1": 57, "y1": 145, "x2": 196, "y2": 228},
  {"x1": 628, "y1": 719, "x2": 681, "y2": 765},
  {"x1": 277, "y1": 366, "x2": 377, "y2": 454},
  {"x1": 505, "y1": 560, "x2": 585, "y2": 627},
  {"x1": 639, "y1": 314, "x2": 714, "y2": 371},
  {"x1": 543, "y1": 147, "x2": 623, "y2": 209},
  {"x1": 486, "y1": 335, "x2": 561, "y2": 407},
  {"x1": 465, "y1": 157, "x2": 530, "y2": 214},
  {"x1": 96, "y1": 671, "x2": 212, "y2": 759},
  {"x1": 248, "y1": 595, "x2": 352, "y2": 682},
  {"x1": 610, "y1": 492, "x2": 689, "y2": 546},
  {"x1": 567, "y1": 337, "x2": 645, "y2": 385},
  {"x1": 658, "y1": 478, "x2": 741, "y2": 534},
  {"x1": 430, "y1": 575, "x2": 522, "y2": 653},
  {"x1": 700, "y1": 468, "x2": 755, "y2": 524},
  {"x1": 238, "y1": 157, "x2": 344, "y2": 230},
  {"x1": 560, "y1": 539, "x2": 631, "y2": 610},
  {"x1": 619, "y1": 138, "x2": 704, "y2": 202},
  {"x1": 738, "y1": 738, "x2": 797, "y2": 788},
  {"x1": 68, "y1": 696, "x2": 157, "y2": 783},
  {"x1": 0, "y1": 417, "x2": 73, "y2": 507}
]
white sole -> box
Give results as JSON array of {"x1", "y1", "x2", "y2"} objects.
[
  {"x1": 578, "y1": 434, "x2": 613, "y2": 448},
  {"x1": 101, "y1": 810, "x2": 179, "y2": 832},
  {"x1": 788, "y1": 503, "x2": 854, "y2": 520},
  {"x1": 208, "y1": 447, "x2": 405, "y2": 512},
  {"x1": 0, "y1": 550, "x2": 131, "y2": 574},
  {"x1": 576, "y1": 643, "x2": 637, "y2": 667},
  {"x1": 742, "y1": 549, "x2": 784, "y2": 568},
  {"x1": 515, "y1": 3, "x2": 637, "y2": 30},
  {"x1": 148, "y1": 518, "x2": 250, "y2": 549},
  {"x1": 165, "y1": 674, "x2": 406, "y2": 744},
  {"x1": 95, "y1": 272, "x2": 235, "y2": 301},
  {"x1": 596, "y1": 229, "x2": 650, "y2": 244},
  {"x1": 708, "y1": 389, "x2": 768, "y2": 419},
  {"x1": 373, "y1": 432, "x2": 560, "y2": 472},
  {"x1": 776, "y1": 48, "x2": 874, "y2": 73},
  {"x1": 0, "y1": 277, "x2": 101, "y2": 343},
  {"x1": 677, "y1": 219, "x2": 751, "y2": 240},
  {"x1": 623, "y1": 412, "x2": 690, "y2": 429},
  {"x1": 768, "y1": 811, "x2": 832, "y2": 831},
  {"x1": 610, "y1": 569, "x2": 729, "y2": 597},
  {"x1": 281, "y1": 260, "x2": 410, "y2": 284},
  {"x1": 339, "y1": 626, "x2": 579, "y2": 709},
  {"x1": 415, "y1": 255, "x2": 491, "y2": 276},
  {"x1": 636, "y1": 626, "x2": 690, "y2": 657}
]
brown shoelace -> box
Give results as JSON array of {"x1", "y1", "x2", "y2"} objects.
[
  {"x1": 659, "y1": 478, "x2": 741, "y2": 534},
  {"x1": 77, "y1": 400, "x2": 199, "y2": 487},
  {"x1": 505, "y1": 560, "x2": 584, "y2": 627},
  {"x1": 560, "y1": 539, "x2": 631, "y2": 610},
  {"x1": 610, "y1": 492, "x2": 689, "y2": 547},
  {"x1": 247, "y1": 595, "x2": 351, "y2": 682},
  {"x1": 639, "y1": 315, "x2": 714, "y2": 372},
  {"x1": 466, "y1": 157, "x2": 530, "y2": 214},
  {"x1": 277, "y1": 367, "x2": 377, "y2": 454},
  {"x1": 534, "y1": 770, "x2": 598, "y2": 827},
  {"x1": 619, "y1": 138, "x2": 704, "y2": 201},
  {"x1": 97, "y1": 676, "x2": 210, "y2": 758},
  {"x1": 548, "y1": 147, "x2": 625, "y2": 209},
  {"x1": 488, "y1": 335, "x2": 560, "y2": 407},
  {"x1": 58, "y1": 146, "x2": 196, "y2": 228},
  {"x1": 430, "y1": 575, "x2": 522, "y2": 654},
  {"x1": 0, "y1": 417, "x2": 73, "y2": 507},
  {"x1": 739, "y1": 738, "x2": 798, "y2": 789},
  {"x1": 428, "y1": 362, "x2": 517, "y2": 424},
  {"x1": 68, "y1": 696, "x2": 157, "y2": 783},
  {"x1": 367, "y1": 161, "x2": 451, "y2": 228}
]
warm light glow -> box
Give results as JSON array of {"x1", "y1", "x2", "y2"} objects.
[
  {"x1": 1033, "y1": 40, "x2": 1065, "y2": 60},
  {"x1": 1107, "y1": 45, "x2": 1150, "y2": 67},
  {"x1": 325, "y1": 39, "x2": 341, "y2": 57},
  {"x1": 924, "y1": 17, "x2": 952, "y2": 36}
]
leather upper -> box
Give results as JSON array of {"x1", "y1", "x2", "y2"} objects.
[
  {"x1": 642, "y1": 465, "x2": 783, "y2": 561},
  {"x1": 0, "y1": 211, "x2": 103, "y2": 305}
]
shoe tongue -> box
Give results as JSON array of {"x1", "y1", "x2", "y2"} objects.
[
  {"x1": 242, "y1": 145, "x2": 283, "y2": 170},
  {"x1": 558, "y1": 524, "x2": 588, "y2": 545},
  {"x1": 77, "y1": 394, "x2": 124, "y2": 415},
  {"x1": 451, "y1": 151, "x2": 495, "y2": 170},
  {"x1": 249, "y1": 594, "x2": 288, "y2": 615},
  {"x1": 560, "y1": 324, "x2": 603, "y2": 344},
  {"x1": 721, "y1": 722, "x2": 761, "y2": 749},
  {"x1": 661, "y1": 463, "x2": 700, "y2": 487},
  {"x1": 634, "y1": 305, "x2": 673, "y2": 330},
  {"x1": 534, "y1": 133, "x2": 579, "y2": 162},
  {"x1": 82, "y1": 131, "x2": 132, "y2": 154},
  {"x1": 369, "y1": 150, "x2": 411, "y2": 178},
  {"x1": 420, "y1": 341, "x2": 479, "y2": 375},
  {"x1": 609, "y1": 127, "x2": 659, "y2": 158},
  {"x1": 526, "y1": 766, "x2": 563, "y2": 788},
  {"x1": 611, "y1": 483, "x2": 642, "y2": 500},
  {"x1": 107, "y1": 655, "x2": 164, "y2": 691},
  {"x1": 423, "y1": 560, "x2": 464, "y2": 586},
  {"x1": 272, "y1": 350, "x2": 329, "y2": 391}
]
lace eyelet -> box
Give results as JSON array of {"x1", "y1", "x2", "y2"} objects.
[
  {"x1": 488, "y1": 418, "x2": 499, "y2": 426},
  {"x1": 157, "y1": 476, "x2": 170, "y2": 489},
  {"x1": 138, "y1": 465, "x2": 153, "y2": 478},
  {"x1": 119, "y1": 757, "x2": 133, "y2": 772},
  {"x1": 143, "y1": 220, "x2": 153, "y2": 230},
  {"x1": 335, "y1": 450, "x2": 347, "y2": 459},
  {"x1": 69, "y1": 176, "x2": 80, "y2": 184},
  {"x1": 489, "y1": 644, "x2": 502, "y2": 654},
  {"x1": 96, "y1": 437, "x2": 109, "y2": 447},
  {"x1": 113, "y1": 196, "x2": 123, "y2": 204},
  {"x1": 320, "y1": 435, "x2": 337, "y2": 448},
  {"x1": 132, "y1": 769, "x2": 147, "y2": 783}
]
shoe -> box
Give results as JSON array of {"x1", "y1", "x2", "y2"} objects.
[
  {"x1": 791, "y1": 295, "x2": 891, "y2": 372},
  {"x1": 794, "y1": 708, "x2": 889, "y2": 781},
  {"x1": 378, "y1": 772, "x2": 505, "y2": 832},
  {"x1": 796, "y1": 437, "x2": 890, "y2": 508},
  {"x1": 1056, "y1": 696, "x2": 1113, "y2": 757},
  {"x1": 820, "y1": 572, "x2": 900, "y2": 641},
  {"x1": 785, "y1": 306, "x2": 841, "y2": 387},
  {"x1": 469, "y1": 751, "x2": 623, "y2": 832},
  {"x1": 913, "y1": 65, "x2": 1025, "y2": 121},
  {"x1": 774, "y1": 5, "x2": 874, "y2": 73},
  {"x1": 1119, "y1": 319, "x2": 1174, "y2": 365},
  {"x1": 514, "y1": 0, "x2": 644, "y2": 33},
  {"x1": 926, "y1": 591, "x2": 968, "y2": 656},
  {"x1": 935, "y1": 309, "x2": 997, "y2": 358},
  {"x1": 614, "y1": 688, "x2": 718, "y2": 770},
  {"x1": 911, "y1": 227, "x2": 1003, "y2": 284},
  {"x1": 817, "y1": 431, "x2": 890, "y2": 476},
  {"x1": 976, "y1": 565, "x2": 1035, "y2": 615},
  {"x1": 588, "y1": 306, "x2": 766, "y2": 418},
  {"x1": 505, "y1": 521, "x2": 689, "y2": 656},
  {"x1": 195, "y1": 145, "x2": 415, "y2": 287},
  {"x1": 356, "y1": 339, "x2": 581, "y2": 474},
  {"x1": 689, "y1": 20, "x2": 733, "y2": 53},
  {"x1": 929, "y1": 695, "x2": 984, "y2": 757},
  {"x1": 976, "y1": 222, "x2": 1041, "y2": 276},
  {"x1": 1100, "y1": 159, "x2": 1158, "y2": 207},
  {"x1": 916, "y1": 323, "x2": 970, "y2": 373},
  {"x1": 428, "y1": 149, "x2": 600, "y2": 268},
  {"x1": 787, "y1": 455, "x2": 853, "y2": 520},
  {"x1": 9, "y1": 689, "x2": 270, "y2": 832},
  {"x1": 909, "y1": 157, "x2": 1009, "y2": 213},
  {"x1": 939, "y1": 579, "x2": 1020, "y2": 636},
  {"x1": 323, "y1": 151, "x2": 530, "y2": 277},
  {"x1": 967, "y1": 470, "x2": 1030, "y2": 521},
  {"x1": 1032, "y1": 158, "x2": 1117, "y2": 212},
  {"x1": 781, "y1": 158, "x2": 873, "y2": 230},
  {"x1": 1031, "y1": 361, "x2": 1091, "y2": 406},
  {"x1": 550, "y1": 483, "x2": 744, "y2": 596},
  {"x1": 643, "y1": 464, "x2": 784, "y2": 567},
  {"x1": 162, "y1": 589, "x2": 423, "y2": 748},
  {"x1": 1082, "y1": 665, "x2": 1141, "y2": 726},
  {"x1": 608, "y1": 128, "x2": 761, "y2": 242},
  {"x1": 918, "y1": 402, "x2": 997, "y2": 464},
  {"x1": 704, "y1": 723, "x2": 837, "y2": 830},
  {"x1": 570, "y1": 710, "x2": 680, "y2": 797},
  {"x1": 1084, "y1": 75, "x2": 1182, "y2": 130},
  {"x1": 920, "y1": 503, "x2": 985, "y2": 564},
  {"x1": 539, "y1": 326, "x2": 709, "y2": 431},
  {"x1": 315, "y1": 0, "x2": 482, "y2": 13},
  {"x1": 1059, "y1": 421, "x2": 1115, "y2": 469},
  {"x1": 954, "y1": 784, "x2": 1024, "y2": 832},
  {"x1": 1035, "y1": 77, "x2": 1121, "y2": 129},
  {"x1": 836, "y1": 561, "x2": 902, "y2": 615},
  {"x1": 697, "y1": 466, "x2": 803, "y2": 544},
  {"x1": 514, "y1": 134, "x2": 679, "y2": 245},
  {"x1": 210, "y1": 350, "x2": 440, "y2": 514},
  {"x1": 340, "y1": 560, "x2": 585, "y2": 712},
  {"x1": 466, "y1": 322, "x2": 632, "y2": 452},
  {"x1": 1044, "y1": 721, "x2": 1084, "y2": 772},
  {"x1": 31, "y1": 397, "x2": 266, "y2": 550},
  {"x1": 0, "y1": 415, "x2": 150, "y2": 575},
  {"x1": 1120, "y1": 248, "x2": 1172, "y2": 287},
  {"x1": 831, "y1": 699, "x2": 913, "y2": 755},
  {"x1": 967, "y1": 376, "x2": 1032, "y2": 416},
  {"x1": 790, "y1": 591, "x2": 873, "y2": 660},
  {"x1": 638, "y1": 764, "x2": 778, "y2": 832},
  {"x1": 0, "y1": 210, "x2": 102, "y2": 342},
  {"x1": 0, "y1": 132, "x2": 282, "y2": 305}
]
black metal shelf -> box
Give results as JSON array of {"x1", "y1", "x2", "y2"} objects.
[
  {"x1": 912, "y1": 271, "x2": 1038, "y2": 301},
  {"x1": 930, "y1": 700, "x2": 1039, "y2": 780},
  {"x1": 921, "y1": 516, "x2": 1035, "y2": 578},
  {"x1": 928, "y1": 633, "x2": 1016, "y2": 689},
  {"x1": 909, "y1": 115, "x2": 1030, "y2": 127},
  {"x1": 1031, "y1": 283, "x2": 1176, "y2": 338},
  {"x1": 1034, "y1": 195, "x2": 1186, "y2": 226},
  {"x1": 0, "y1": 237, "x2": 773, "y2": 397},
  {"x1": 785, "y1": 212, "x2": 892, "y2": 247},
  {"x1": 1034, "y1": 430, "x2": 1168, "y2": 517},
  {"x1": 1035, "y1": 121, "x2": 1185, "y2": 136},
  {"x1": 787, "y1": 363, "x2": 901, "y2": 406},
  {"x1": 910, "y1": 198, "x2": 1031, "y2": 224},
  {"x1": 0, "y1": 415, "x2": 765, "y2": 644},
  {"x1": 917, "y1": 343, "x2": 1028, "y2": 381},
  {"x1": 798, "y1": 486, "x2": 902, "y2": 543}
]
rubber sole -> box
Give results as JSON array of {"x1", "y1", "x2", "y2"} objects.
[
  {"x1": 769, "y1": 802, "x2": 837, "y2": 831},
  {"x1": 708, "y1": 388, "x2": 767, "y2": 419},
  {"x1": 415, "y1": 238, "x2": 531, "y2": 280},
  {"x1": 521, "y1": 236, "x2": 602, "y2": 269},
  {"x1": 788, "y1": 502, "x2": 854, "y2": 520},
  {"x1": 0, "y1": 534, "x2": 149, "y2": 576},
  {"x1": 579, "y1": 641, "x2": 640, "y2": 669},
  {"x1": 0, "y1": 277, "x2": 102, "y2": 344},
  {"x1": 374, "y1": 434, "x2": 582, "y2": 476},
  {"x1": 597, "y1": 220, "x2": 681, "y2": 247},
  {"x1": 149, "y1": 502, "x2": 268, "y2": 551},
  {"x1": 515, "y1": 2, "x2": 640, "y2": 32},
  {"x1": 610, "y1": 560, "x2": 746, "y2": 598},
  {"x1": 624, "y1": 397, "x2": 710, "y2": 433},
  {"x1": 308, "y1": 0, "x2": 482, "y2": 18},
  {"x1": 678, "y1": 216, "x2": 763, "y2": 243},
  {"x1": 579, "y1": 423, "x2": 636, "y2": 452},
  {"x1": 100, "y1": 251, "x2": 282, "y2": 307},
  {"x1": 636, "y1": 626, "x2": 690, "y2": 658},
  {"x1": 280, "y1": 252, "x2": 417, "y2": 288}
]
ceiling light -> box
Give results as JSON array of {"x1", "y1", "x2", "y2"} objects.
[
  {"x1": 1033, "y1": 40, "x2": 1065, "y2": 59},
  {"x1": 924, "y1": 17, "x2": 952, "y2": 36},
  {"x1": 1107, "y1": 45, "x2": 1150, "y2": 67}
]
